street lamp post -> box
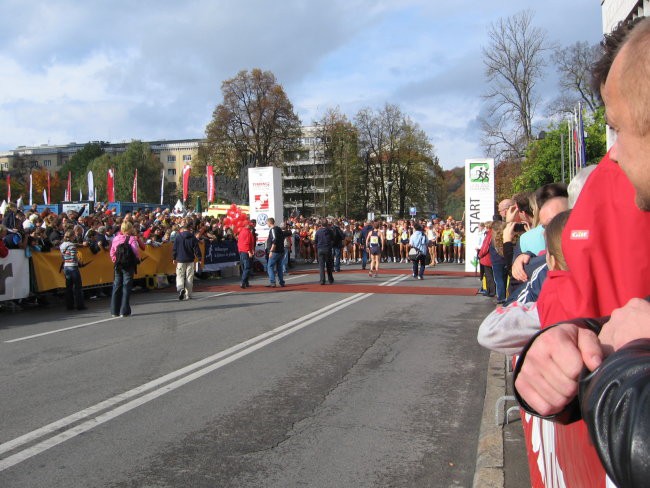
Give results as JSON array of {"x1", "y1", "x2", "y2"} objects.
[{"x1": 386, "y1": 180, "x2": 393, "y2": 218}]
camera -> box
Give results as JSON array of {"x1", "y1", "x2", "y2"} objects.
[{"x1": 513, "y1": 223, "x2": 526, "y2": 232}]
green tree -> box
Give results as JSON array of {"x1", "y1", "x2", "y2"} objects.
[
  {"x1": 60, "y1": 142, "x2": 105, "y2": 181},
  {"x1": 514, "y1": 106, "x2": 606, "y2": 192},
  {"x1": 314, "y1": 109, "x2": 365, "y2": 218},
  {"x1": 103, "y1": 141, "x2": 163, "y2": 203}
]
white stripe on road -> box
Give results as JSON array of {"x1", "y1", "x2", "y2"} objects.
[
  {"x1": 4, "y1": 317, "x2": 119, "y2": 343},
  {"x1": 0, "y1": 291, "x2": 380, "y2": 471}
]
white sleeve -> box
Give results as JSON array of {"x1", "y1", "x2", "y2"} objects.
[{"x1": 477, "y1": 302, "x2": 541, "y2": 356}]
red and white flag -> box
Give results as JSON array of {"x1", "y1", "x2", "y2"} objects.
[
  {"x1": 132, "y1": 169, "x2": 138, "y2": 203},
  {"x1": 67, "y1": 171, "x2": 72, "y2": 202},
  {"x1": 182, "y1": 164, "x2": 191, "y2": 202},
  {"x1": 107, "y1": 168, "x2": 115, "y2": 202},
  {"x1": 206, "y1": 165, "x2": 215, "y2": 203}
]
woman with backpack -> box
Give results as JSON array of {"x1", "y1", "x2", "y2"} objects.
[{"x1": 109, "y1": 221, "x2": 141, "y2": 318}]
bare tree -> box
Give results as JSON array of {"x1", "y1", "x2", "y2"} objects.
[
  {"x1": 548, "y1": 41, "x2": 601, "y2": 116},
  {"x1": 481, "y1": 10, "x2": 548, "y2": 160}
]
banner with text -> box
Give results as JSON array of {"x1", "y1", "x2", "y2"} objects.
[
  {"x1": 464, "y1": 158, "x2": 495, "y2": 272},
  {"x1": 248, "y1": 166, "x2": 284, "y2": 243},
  {"x1": 0, "y1": 250, "x2": 30, "y2": 301}
]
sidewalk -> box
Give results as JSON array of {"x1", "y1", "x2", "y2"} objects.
[{"x1": 473, "y1": 352, "x2": 531, "y2": 488}]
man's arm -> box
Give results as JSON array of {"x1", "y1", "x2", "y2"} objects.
[{"x1": 514, "y1": 320, "x2": 605, "y2": 419}]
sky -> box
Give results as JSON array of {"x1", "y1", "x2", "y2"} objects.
[{"x1": 0, "y1": 0, "x2": 604, "y2": 169}]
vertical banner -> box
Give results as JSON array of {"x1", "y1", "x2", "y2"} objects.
[
  {"x1": 182, "y1": 164, "x2": 191, "y2": 202},
  {"x1": 160, "y1": 170, "x2": 165, "y2": 205},
  {"x1": 67, "y1": 172, "x2": 72, "y2": 202},
  {"x1": 47, "y1": 172, "x2": 51, "y2": 204},
  {"x1": 107, "y1": 169, "x2": 115, "y2": 203},
  {"x1": 43, "y1": 188, "x2": 47, "y2": 204},
  {"x1": 132, "y1": 169, "x2": 138, "y2": 203},
  {"x1": 206, "y1": 165, "x2": 215, "y2": 203},
  {"x1": 29, "y1": 172, "x2": 33, "y2": 206},
  {"x1": 6, "y1": 174, "x2": 10, "y2": 202},
  {"x1": 248, "y1": 166, "x2": 283, "y2": 243},
  {"x1": 87, "y1": 171, "x2": 95, "y2": 201},
  {"x1": 464, "y1": 158, "x2": 495, "y2": 272}
]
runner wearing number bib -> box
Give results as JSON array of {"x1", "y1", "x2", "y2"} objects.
[{"x1": 366, "y1": 222, "x2": 383, "y2": 278}]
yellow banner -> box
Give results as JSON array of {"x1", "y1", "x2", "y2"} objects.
[{"x1": 31, "y1": 242, "x2": 200, "y2": 292}]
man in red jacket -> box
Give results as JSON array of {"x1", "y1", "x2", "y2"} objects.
[
  {"x1": 514, "y1": 18, "x2": 650, "y2": 488},
  {"x1": 237, "y1": 221, "x2": 255, "y2": 289}
]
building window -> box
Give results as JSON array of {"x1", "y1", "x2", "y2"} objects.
[
  {"x1": 167, "y1": 169, "x2": 177, "y2": 176},
  {"x1": 182, "y1": 154, "x2": 192, "y2": 162},
  {"x1": 44, "y1": 160, "x2": 52, "y2": 167},
  {"x1": 167, "y1": 155, "x2": 176, "y2": 163}
]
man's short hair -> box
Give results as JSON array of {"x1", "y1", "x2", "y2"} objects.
[
  {"x1": 535, "y1": 182, "x2": 568, "y2": 209},
  {"x1": 267, "y1": 217, "x2": 275, "y2": 225},
  {"x1": 618, "y1": 17, "x2": 650, "y2": 135}
]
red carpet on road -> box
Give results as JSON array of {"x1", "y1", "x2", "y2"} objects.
[{"x1": 193, "y1": 268, "x2": 478, "y2": 296}]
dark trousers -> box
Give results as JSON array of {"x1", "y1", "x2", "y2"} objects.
[
  {"x1": 111, "y1": 267, "x2": 134, "y2": 316},
  {"x1": 318, "y1": 249, "x2": 334, "y2": 283},
  {"x1": 483, "y1": 266, "x2": 496, "y2": 297},
  {"x1": 240, "y1": 252, "x2": 251, "y2": 285},
  {"x1": 63, "y1": 267, "x2": 84, "y2": 310},
  {"x1": 412, "y1": 254, "x2": 426, "y2": 278}
]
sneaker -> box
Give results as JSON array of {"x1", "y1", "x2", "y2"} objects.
[
  {"x1": 178, "y1": 289, "x2": 185, "y2": 300},
  {"x1": 183, "y1": 295, "x2": 191, "y2": 300},
  {"x1": 369, "y1": 271, "x2": 373, "y2": 277},
  {"x1": 413, "y1": 274, "x2": 417, "y2": 278},
  {"x1": 417, "y1": 276, "x2": 423, "y2": 280}
]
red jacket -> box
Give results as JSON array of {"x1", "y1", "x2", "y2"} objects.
[
  {"x1": 538, "y1": 153, "x2": 650, "y2": 326},
  {"x1": 237, "y1": 227, "x2": 255, "y2": 254},
  {"x1": 478, "y1": 230, "x2": 492, "y2": 266}
]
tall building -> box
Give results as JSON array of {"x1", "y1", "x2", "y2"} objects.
[{"x1": 282, "y1": 126, "x2": 331, "y2": 217}]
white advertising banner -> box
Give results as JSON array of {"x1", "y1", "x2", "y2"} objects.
[
  {"x1": 248, "y1": 166, "x2": 284, "y2": 243},
  {"x1": 464, "y1": 158, "x2": 495, "y2": 272},
  {"x1": 0, "y1": 250, "x2": 31, "y2": 301}
]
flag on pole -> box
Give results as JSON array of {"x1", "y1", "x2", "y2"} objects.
[
  {"x1": 132, "y1": 169, "x2": 138, "y2": 203},
  {"x1": 182, "y1": 164, "x2": 191, "y2": 202},
  {"x1": 67, "y1": 171, "x2": 72, "y2": 202},
  {"x1": 6, "y1": 174, "x2": 10, "y2": 202},
  {"x1": 29, "y1": 172, "x2": 33, "y2": 206},
  {"x1": 87, "y1": 171, "x2": 95, "y2": 201},
  {"x1": 160, "y1": 170, "x2": 165, "y2": 205},
  {"x1": 43, "y1": 188, "x2": 47, "y2": 205},
  {"x1": 79, "y1": 188, "x2": 82, "y2": 201},
  {"x1": 47, "y1": 172, "x2": 51, "y2": 204},
  {"x1": 577, "y1": 102, "x2": 587, "y2": 169},
  {"x1": 107, "y1": 168, "x2": 115, "y2": 202},
  {"x1": 206, "y1": 165, "x2": 215, "y2": 203}
]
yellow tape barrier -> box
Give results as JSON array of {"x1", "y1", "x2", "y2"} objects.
[{"x1": 31, "y1": 242, "x2": 204, "y2": 292}]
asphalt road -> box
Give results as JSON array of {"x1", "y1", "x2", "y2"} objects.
[{"x1": 0, "y1": 262, "x2": 494, "y2": 488}]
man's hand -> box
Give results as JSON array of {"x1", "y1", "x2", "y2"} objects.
[
  {"x1": 599, "y1": 298, "x2": 650, "y2": 356},
  {"x1": 505, "y1": 205, "x2": 518, "y2": 223},
  {"x1": 511, "y1": 253, "x2": 531, "y2": 281},
  {"x1": 515, "y1": 323, "x2": 603, "y2": 416}
]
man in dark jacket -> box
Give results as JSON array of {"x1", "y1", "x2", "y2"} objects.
[
  {"x1": 314, "y1": 219, "x2": 335, "y2": 285},
  {"x1": 265, "y1": 217, "x2": 285, "y2": 288},
  {"x1": 172, "y1": 220, "x2": 202, "y2": 300}
]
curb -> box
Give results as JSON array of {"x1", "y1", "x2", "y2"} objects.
[{"x1": 473, "y1": 351, "x2": 507, "y2": 488}]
